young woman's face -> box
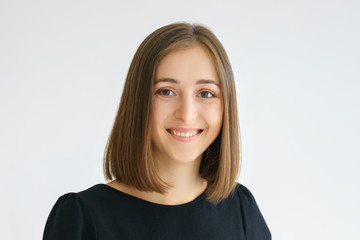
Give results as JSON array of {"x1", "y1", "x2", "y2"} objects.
[{"x1": 151, "y1": 45, "x2": 223, "y2": 164}]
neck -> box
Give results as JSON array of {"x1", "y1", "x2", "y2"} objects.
[
  {"x1": 107, "y1": 154, "x2": 207, "y2": 205},
  {"x1": 150, "y1": 154, "x2": 207, "y2": 205}
]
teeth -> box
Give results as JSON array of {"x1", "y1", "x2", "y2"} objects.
[{"x1": 171, "y1": 130, "x2": 200, "y2": 138}]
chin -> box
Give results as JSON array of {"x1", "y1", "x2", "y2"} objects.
[{"x1": 168, "y1": 152, "x2": 203, "y2": 164}]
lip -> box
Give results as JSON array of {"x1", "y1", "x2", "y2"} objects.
[
  {"x1": 167, "y1": 127, "x2": 200, "y2": 132},
  {"x1": 166, "y1": 127, "x2": 203, "y2": 142}
]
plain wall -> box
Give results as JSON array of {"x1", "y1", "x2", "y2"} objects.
[{"x1": 1, "y1": 0, "x2": 359, "y2": 239}]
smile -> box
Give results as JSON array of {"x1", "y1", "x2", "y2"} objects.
[{"x1": 166, "y1": 128, "x2": 203, "y2": 141}]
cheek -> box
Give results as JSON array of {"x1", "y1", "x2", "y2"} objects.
[
  {"x1": 151, "y1": 100, "x2": 172, "y2": 129},
  {"x1": 202, "y1": 102, "x2": 223, "y2": 129}
]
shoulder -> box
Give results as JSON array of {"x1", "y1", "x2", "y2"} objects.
[
  {"x1": 235, "y1": 183, "x2": 258, "y2": 204},
  {"x1": 48, "y1": 184, "x2": 108, "y2": 215},
  {"x1": 43, "y1": 185, "x2": 105, "y2": 240},
  {"x1": 233, "y1": 183, "x2": 272, "y2": 240},
  {"x1": 50, "y1": 184, "x2": 107, "y2": 211}
]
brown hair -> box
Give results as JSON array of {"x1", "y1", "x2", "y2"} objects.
[{"x1": 103, "y1": 22, "x2": 240, "y2": 204}]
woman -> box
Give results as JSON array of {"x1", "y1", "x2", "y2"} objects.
[{"x1": 43, "y1": 22, "x2": 271, "y2": 240}]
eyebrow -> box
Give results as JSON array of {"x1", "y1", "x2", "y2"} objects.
[{"x1": 154, "y1": 78, "x2": 219, "y2": 87}]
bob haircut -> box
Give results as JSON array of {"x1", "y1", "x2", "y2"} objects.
[{"x1": 104, "y1": 22, "x2": 240, "y2": 204}]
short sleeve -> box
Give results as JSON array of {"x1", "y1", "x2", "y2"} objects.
[
  {"x1": 43, "y1": 193, "x2": 97, "y2": 240},
  {"x1": 237, "y1": 184, "x2": 272, "y2": 240}
]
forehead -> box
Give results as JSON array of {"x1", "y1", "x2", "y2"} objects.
[{"x1": 155, "y1": 45, "x2": 220, "y2": 84}]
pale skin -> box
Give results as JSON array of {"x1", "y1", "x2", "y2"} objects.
[{"x1": 108, "y1": 45, "x2": 223, "y2": 205}]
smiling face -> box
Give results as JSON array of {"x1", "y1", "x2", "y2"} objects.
[{"x1": 151, "y1": 45, "x2": 224, "y2": 165}]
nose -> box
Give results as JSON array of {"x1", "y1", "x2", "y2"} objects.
[{"x1": 174, "y1": 95, "x2": 198, "y2": 122}]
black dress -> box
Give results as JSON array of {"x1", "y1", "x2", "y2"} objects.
[{"x1": 43, "y1": 183, "x2": 271, "y2": 240}]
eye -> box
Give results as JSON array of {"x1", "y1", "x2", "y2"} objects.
[
  {"x1": 156, "y1": 89, "x2": 175, "y2": 96},
  {"x1": 198, "y1": 91, "x2": 215, "y2": 98}
]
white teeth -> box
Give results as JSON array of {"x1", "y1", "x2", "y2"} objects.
[{"x1": 170, "y1": 130, "x2": 200, "y2": 138}]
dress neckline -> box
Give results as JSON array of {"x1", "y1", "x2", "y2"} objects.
[{"x1": 97, "y1": 183, "x2": 208, "y2": 208}]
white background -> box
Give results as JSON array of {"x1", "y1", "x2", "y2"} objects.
[{"x1": 1, "y1": 0, "x2": 359, "y2": 239}]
